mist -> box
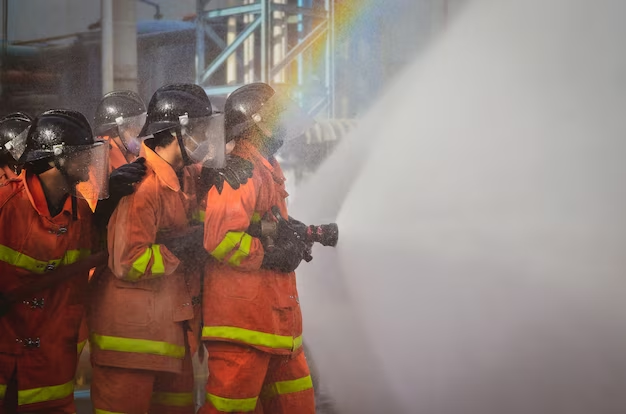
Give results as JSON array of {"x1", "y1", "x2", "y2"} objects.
[{"x1": 293, "y1": 0, "x2": 626, "y2": 413}]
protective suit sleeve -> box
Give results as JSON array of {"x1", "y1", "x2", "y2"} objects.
[
  {"x1": 203, "y1": 179, "x2": 264, "y2": 271},
  {"x1": 108, "y1": 180, "x2": 180, "y2": 281}
]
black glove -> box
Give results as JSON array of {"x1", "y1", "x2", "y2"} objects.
[
  {"x1": 109, "y1": 157, "x2": 147, "y2": 198},
  {"x1": 261, "y1": 239, "x2": 307, "y2": 273},
  {"x1": 199, "y1": 155, "x2": 254, "y2": 196},
  {"x1": 158, "y1": 225, "x2": 205, "y2": 259},
  {"x1": 94, "y1": 157, "x2": 147, "y2": 231}
]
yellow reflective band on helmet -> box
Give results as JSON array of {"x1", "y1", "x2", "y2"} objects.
[
  {"x1": 261, "y1": 375, "x2": 313, "y2": 400},
  {"x1": 17, "y1": 380, "x2": 74, "y2": 406},
  {"x1": 202, "y1": 326, "x2": 303, "y2": 351},
  {"x1": 128, "y1": 245, "x2": 165, "y2": 280},
  {"x1": 251, "y1": 212, "x2": 262, "y2": 223},
  {"x1": 151, "y1": 392, "x2": 194, "y2": 407},
  {"x1": 77, "y1": 340, "x2": 87, "y2": 355},
  {"x1": 0, "y1": 245, "x2": 90, "y2": 274},
  {"x1": 0, "y1": 384, "x2": 6, "y2": 399},
  {"x1": 95, "y1": 409, "x2": 125, "y2": 414},
  {"x1": 211, "y1": 231, "x2": 245, "y2": 261},
  {"x1": 206, "y1": 393, "x2": 258, "y2": 412},
  {"x1": 228, "y1": 233, "x2": 253, "y2": 266},
  {"x1": 90, "y1": 333, "x2": 185, "y2": 359}
]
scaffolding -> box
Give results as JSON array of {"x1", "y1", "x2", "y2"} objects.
[{"x1": 195, "y1": 0, "x2": 335, "y2": 118}]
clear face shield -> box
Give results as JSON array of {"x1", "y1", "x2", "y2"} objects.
[
  {"x1": 4, "y1": 126, "x2": 30, "y2": 161},
  {"x1": 115, "y1": 112, "x2": 147, "y2": 156},
  {"x1": 252, "y1": 93, "x2": 315, "y2": 144},
  {"x1": 179, "y1": 113, "x2": 226, "y2": 168},
  {"x1": 55, "y1": 142, "x2": 110, "y2": 202}
]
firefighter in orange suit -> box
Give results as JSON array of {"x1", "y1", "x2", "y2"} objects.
[
  {"x1": 93, "y1": 90, "x2": 147, "y2": 172},
  {"x1": 0, "y1": 109, "x2": 109, "y2": 413},
  {"x1": 89, "y1": 84, "x2": 221, "y2": 414},
  {"x1": 0, "y1": 112, "x2": 32, "y2": 185},
  {"x1": 199, "y1": 83, "x2": 316, "y2": 414}
]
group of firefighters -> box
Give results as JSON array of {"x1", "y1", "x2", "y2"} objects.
[{"x1": 0, "y1": 82, "x2": 319, "y2": 413}]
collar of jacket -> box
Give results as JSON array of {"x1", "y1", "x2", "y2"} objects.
[
  {"x1": 102, "y1": 135, "x2": 129, "y2": 171},
  {"x1": 22, "y1": 171, "x2": 75, "y2": 218},
  {"x1": 233, "y1": 140, "x2": 286, "y2": 184},
  {"x1": 140, "y1": 141, "x2": 182, "y2": 192}
]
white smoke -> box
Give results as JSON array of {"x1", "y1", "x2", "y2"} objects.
[{"x1": 293, "y1": 0, "x2": 626, "y2": 413}]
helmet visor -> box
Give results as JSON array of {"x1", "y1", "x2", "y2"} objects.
[
  {"x1": 252, "y1": 93, "x2": 315, "y2": 143},
  {"x1": 4, "y1": 126, "x2": 30, "y2": 161},
  {"x1": 66, "y1": 142, "x2": 110, "y2": 202},
  {"x1": 181, "y1": 113, "x2": 226, "y2": 167},
  {"x1": 116, "y1": 112, "x2": 147, "y2": 156}
]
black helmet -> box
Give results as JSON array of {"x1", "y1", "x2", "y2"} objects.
[
  {"x1": 93, "y1": 90, "x2": 146, "y2": 136},
  {"x1": 20, "y1": 109, "x2": 96, "y2": 164},
  {"x1": 0, "y1": 112, "x2": 33, "y2": 162},
  {"x1": 224, "y1": 83, "x2": 275, "y2": 142},
  {"x1": 139, "y1": 83, "x2": 212, "y2": 137}
]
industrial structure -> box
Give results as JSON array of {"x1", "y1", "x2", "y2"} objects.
[
  {"x1": 0, "y1": 0, "x2": 459, "y2": 182},
  {"x1": 195, "y1": 0, "x2": 335, "y2": 118}
]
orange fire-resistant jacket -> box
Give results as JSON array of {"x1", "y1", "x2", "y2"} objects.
[
  {"x1": 105, "y1": 135, "x2": 133, "y2": 173},
  {"x1": 0, "y1": 164, "x2": 17, "y2": 185},
  {"x1": 202, "y1": 140, "x2": 303, "y2": 356},
  {"x1": 0, "y1": 172, "x2": 93, "y2": 411},
  {"x1": 89, "y1": 142, "x2": 202, "y2": 374}
]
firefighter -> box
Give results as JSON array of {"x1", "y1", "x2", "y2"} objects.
[
  {"x1": 89, "y1": 83, "x2": 222, "y2": 414},
  {"x1": 0, "y1": 109, "x2": 109, "y2": 413},
  {"x1": 0, "y1": 112, "x2": 32, "y2": 184},
  {"x1": 91, "y1": 91, "x2": 148, "y2": 229},
  {"x1": 199, "y1": 82, "x2": 316, "y2": 414},
  {"x1": 93, "y1": 90, "x2": 147, "y2": 170}
]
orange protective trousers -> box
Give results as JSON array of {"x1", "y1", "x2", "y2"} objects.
[
  {"x1": 91, "y1": 352, "x2": 195, "y2": 414},
  {"x1": 198, "y1": 342, "x2": 315, "y2": 414}
]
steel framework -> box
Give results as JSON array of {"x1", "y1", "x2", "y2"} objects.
[{"x1": 195, "y1": 0, "x2": 335, "y2": 118}]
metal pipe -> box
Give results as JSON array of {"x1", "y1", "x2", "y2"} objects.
[
  {"x1": 227, "y1": 16, "x2": 237, "y2": 83},
  {"x1": 138, "y1": 0, "x2": 162, "y2": 19},
  {"x1": 2, "y1": 0, "x2": 7, "y2": 55},
  {"x1": 260, "y1": 0, "x2": 270, "y2": 82},
  {"x1": 329, "y1": 0, "x2": 335, "y2": 117},
  {"x1": 102, "y1": 0, "x2": 114, "y2": 95},
  {"x1": 270, "y1": 20, "x2": 326, "y2": 79},
  {"x1": 112, "y1": 0, "x2": 138, "y2": 91},
  {"x1": 201, "y1": 16, "x2": 261, "y2": 84},
  {"x1": 0, "y1": 0, "x2": 7, "y2": 97},
  {"x1": 195, "y1": 0, "x2": 206, "y2": 84}
]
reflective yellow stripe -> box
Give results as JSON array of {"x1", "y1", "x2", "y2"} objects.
[
  {"x1": 0, "y1": 384, "x2": 6, "y2": 399},
  {"x1": 228, "y1": 233, "x2": 253, "y2": 266},
  {"x1": 294, "y1": 335, "x2": 303, "y2": 350},
  {"x1": 206, "y1": 393, "x2": 258, "y2": 412},
  {"x1": 0, "y1": 245, "x2": 90, "y2": 274},
  {"x1": 90, "y1": 334, "x2": 185, "y2": 359},
  {"x1": 261, "y1": 375, "x2": 313, "y2": 400},
  {"x1": 128, "y1": 247, "x2": 152, "y2": 280},
  {"x1": 128, "y1": 245, "x2": 165, "y2": 281},
  {"x1": 18, "y1": 380, "x2": 74, "y2": 405},
  {"x1": 95, "y1": 409, "x2": 125, "y2": 414},
  {"x1": 192, "y1": 209, "x2": 206, "y2": 223},
  {"x1": 251, "y1": 212, "x2": 262, "y2": 223},
  {"x1": 151, "y1": 245, "x2": 165, "y2": 274},
  {"x1": 211, "y1": 231, "x2": 245, "y2": 261},
  {"x1": 77, "y1": 340, "x2": 87, "y2": 355},
  {"x1": 151, "y1": 392, "x2": 194, "y2": 407},
  {"x1": 202, "y1": 326, "x2": 303, "y2": 351}
]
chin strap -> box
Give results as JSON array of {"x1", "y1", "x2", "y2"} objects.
[
  {"x1": 53, "y1": 158, "x2": 79, "y2": 221},
  {"x1": 175, "y1": 127, "x2": 194, "y2": 166}
]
